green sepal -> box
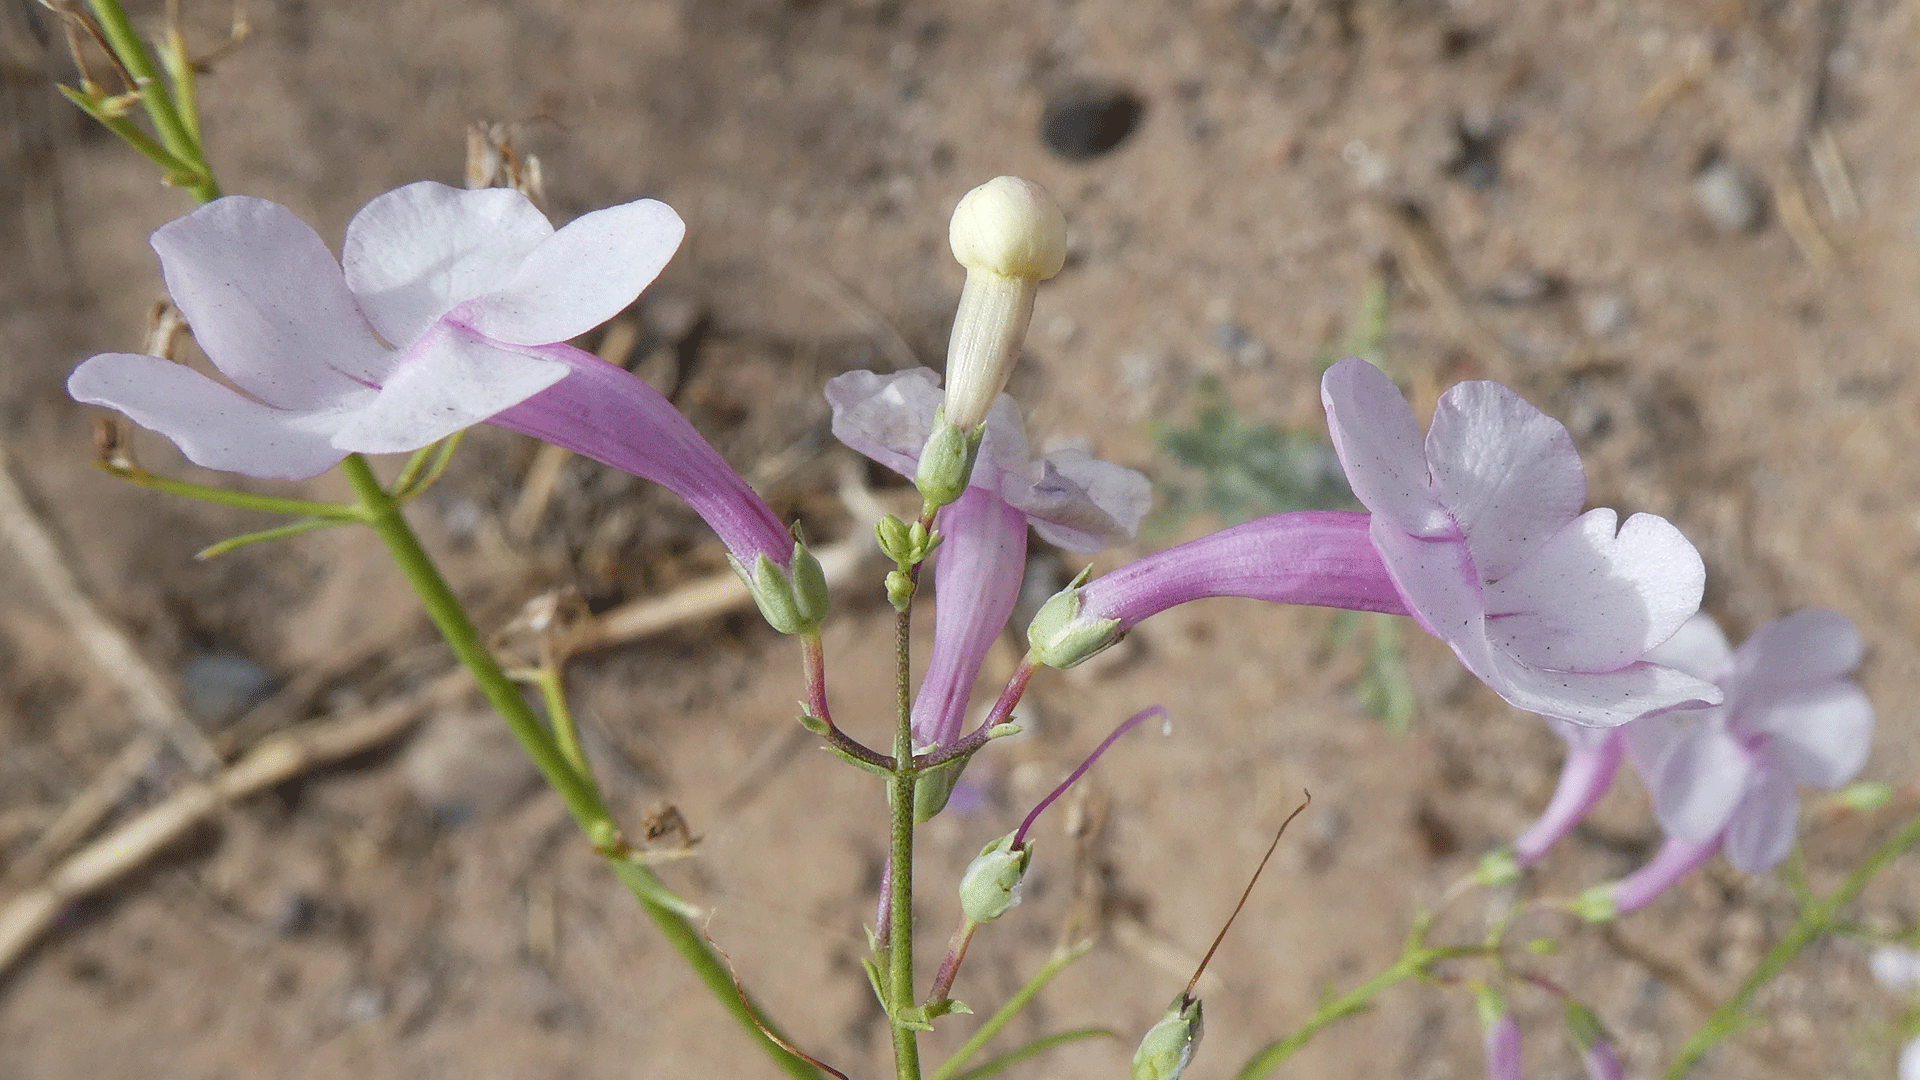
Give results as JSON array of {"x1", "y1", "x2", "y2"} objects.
[
  {"x1": 1475, "y1": 848, "x2": 1521, "y2": 888},
  {"x1": 1131, "y1": 992, "x2": 1204, "y2": 1080},
  {"x1": 1026, "y1": 565, "x2": 1123, "y2": 669},
  {"x1": 914, "y1": 754, "x2": 970, "y2": 822},
  {"x1": 797, "y1": 707, "x2": 831, "y2": 736},
  {"x1": 923, "y1": 997, "x2": 972, "y2": 1021},
  {"x1": 1570, "y1": 884, "x2": 1619, "y2": 924},
  {"x1": 914, "y1": 409, "x2": 983, "y2": 513}
]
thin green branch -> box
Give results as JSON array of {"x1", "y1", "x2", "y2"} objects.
[
  {"x1": 391, "y1": 432, "x2": 465, "y2": 501},
  {"x1": 100, "y1": 463, "x2": 368, "y2": 520},
  {"x1": 951, "y1": 1028, "x2": 1115, "y2": 1080},
  {"x1": 196, "y1": 516, "x2": 343, "y2": 558},
  {"x1": 929, "y1": 941, "x2": 1095, "y2": 1080},
  {"x1": 1661, "y1": 807, "x2": 1920, "y2": 1079}
]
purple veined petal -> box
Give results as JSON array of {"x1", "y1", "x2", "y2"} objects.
[
  {"x1": 1490, "y1": 653, "x2": 1722, "y2": 730},
  {"x1": 1484, "y1": 510, "x2": 1705, "y2": 673},
  {"x1": 1320, "y1": 358, "x2": 1453, "y2": 538},
  {"x1": 1367, "y1": 520, "x2": 1495, "y2": 668},
  {"x1": 1076, "y1": 511, "x2": 1409, "y2": 629},
  {"x1": 1729, "y1": 608, "x2": 1864, "y2": 703},
  {"x1": 328, "y1": 325, "x2": 569, "y2": 453},
  {"x1": 490, "y1": 344, "x2": 794, "y2": 568},
  {"x1": 1425, "y1": 378, "x2": 1587, "y2": 583},
  {"x1": 68, "y1": 352, "x2": 366, "y2": 479},
  {"x1": 1722, "y1": 770, "x2": 1799, "y2": 873},
  {"x1": 1749, "y1": 682, "x2": 1873, "y2": 789},
  {"x1": 1609, "y1": 833, "x2": 1721, "y2": 914},
  {"x1": 342, "y1": 182, "x2": 553, "y2": 349},
  {"x1": 1514, "y1": 725, "x2": 1623, "y2": 866},
  {"x1": 463, "y1": 198, "x2": 686, "y2": 346},
  {"x1": 825, "y1": 367, "x2": 944, "y2": 478},
  {"x1": 152, "y1": 196, "x2": 391, "y2": 403},
  {"x1": 911, "y1": 488, "x2": 1029, "y2": 748},
  {"x1": 1483, "y1": 1013, "x2": 1524, "y2": 1080},
  {"x1": 1648, "y1": 724, "x2": 1752, "y2": 843},
  {"x1": 1644, "y1": 612, "x2": 1733, "y2": 683},
  {"x1": 1019, "y1": 448, "x2": 1151, "y2": 553}
]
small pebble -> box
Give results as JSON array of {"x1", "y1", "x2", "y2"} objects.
[
  {"x1": 1484, "y1": 268, "x2": 1559, "y2": 305},
  {"x1": 273, "y1": 892, "x2": 319, "y2": 937},
  {"x1": 1040, "y1": 84, "x2": 1144, "y2": 160},
  {"x1": 1582, "y1": 293, "x2": 1633, "y2": 337},
  {"x1": 1211, "y1": 322, "x2": 1272, "y2": 368},
  {"x1": 1693, "y1": 158, "x2": 1766, "y2": 233},
  {"x1": 180, "y1": 655, "x2": 275, "y2": 729}
]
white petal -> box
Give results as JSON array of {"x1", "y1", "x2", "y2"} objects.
[
  {"x1": 1490, "y1": 654, "x2": 1722, "y2": 729},
  {"x1": 343, "y1": 182, "x2": 553, "y2": 347},
  {"x1": 1425, "y1": 379, "x2": 1587, "y2": 581},
  {"x1": 1367, "y1": 519, "x2": 1495, "y2": 675},
  {"x1": 152, "y1": 196, "x2": 390, "y2": 405},
  {"x1": 1020, "y1": 449, "x2": 1151, "y2": 552},
  {"x1": 824, "y1": 368, "x2": 943, "y2": 477},
  {"x1": 462, "y1": 198, "x2": 685, "y2": 346},
  {"x1": 1723, "y1": 771, "x2": 1799, "y2": 873},
  {"x1": 1649, "y1": 725, "x2": 1753, "y2": 843},
  {"x1": 327, "y1": 328, "x2": 568, "y2": 453},
  {"x1": 1752, "y1": 682, "x2": 1873, "y2": 789},
  {"x1": 69, "y1": 353, "x2": 363, "y2": 479},
  {"x1": 1731, "y1": 608, "x2": 1864, "y2": 696},
  {"x1": 1902, "y1": 1036, "x2": 1920, "y2": 1080},
  {"x1": 1622, "y1": 707, "x2": 1711, "y2": 780},
  {"x1": 1321, "y1": 359, "x2": 1452, "y2": 536},
  {"x1": 1644, "y1": 612, "x2": 1733, "y2": 682},
  {"x1": 1485, "y1": 510, "x2": 1705, "y2": 672}
]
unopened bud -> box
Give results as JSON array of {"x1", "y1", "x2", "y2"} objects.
[
  {"x1": 1565, "y1": 1000, "x2": 1624, "y2": 1080},
  {"x1": 943, "y1": 176, "x2": 1067, "y2": 431},
  {"x1": 1026, "y1": 567, "x2": 1122, "y2": 668},
  {"x1": 958, "y1": 831, "x2": 1031, "y2": 923},
  {"x1": 1132, "y1": 993, "x2": 1204, "y2": 1080}
]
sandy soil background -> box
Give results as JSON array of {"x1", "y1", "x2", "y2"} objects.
[{"x1": 2, "y1": 1, "x2": 1919, "y2": 1078}]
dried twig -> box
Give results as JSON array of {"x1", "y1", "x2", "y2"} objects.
[
  {"x1": 0, "y1": 669, "x2": 471, "y2": 979},
  {"x1": 0, "y1": 445, "x2": 221, "y2": 775}
]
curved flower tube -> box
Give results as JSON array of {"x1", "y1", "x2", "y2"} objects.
[
  {"x1": 1511, "y1": 721, "x2": 1627, "y2": 867},
  {"x1": 1321, "y1": 357, "x2": 1719, "y2": 727},
  {"x1": 828, "y1": 367, "x2": 1150, "y2": 750},
  {"x1": 67, "y1": 183, "x2": 795, "y2": 572}
]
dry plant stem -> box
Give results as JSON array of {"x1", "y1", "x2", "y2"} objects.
[
  {"x1": 1661, "y1": 805, "x2": 1920, "y2": 1079},
  {"x1": 338, "y1": 454, "x2": 820, "y2": 1080},
  {"x1": 0, "y1": 668, "x2": 469, "y2": 978},
  {"x1": 0, "y1": 446, "x2": 222, "y2": 775}
]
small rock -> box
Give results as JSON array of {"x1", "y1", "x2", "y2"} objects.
[
  {"x1": 1693, "y1": 157, "x2": 1767, "y2": 233},
  {"x1": 1211, "y1": 322, "x2": 1272, "y2": 368},
  {"x1": 1582, "y1": 293, "x2": 1633, "y2": 337},
  {"x1": 180, "y1": 655, "x2": 275, "y2": 729},
  {"x1": 1040, "y1": 84, "x2": 1144, "y2": 160},
  {"x1": 404, "y1": 710, "x2": 540, "y2": 826},
  {"x1": 273, "y1": 892, "x2": 319, "y2": 937},
  {"x1": 1483, "y1": 268, "x2": 1559, "y2": 305}
]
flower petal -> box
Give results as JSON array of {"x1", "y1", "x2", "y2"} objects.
[
  {"x1": 1644, "y1": 612, "x2": 1734, "y2": 682},
  {"x1": 1425, "y1": 379, "x2": 1587, "y2": 582},
  {"x1": 1321, "y1": 358, "x2": 1452, "y2": 537},
  {"x1": 1484, "y1": 510, "x2": 1705, "y2": 672},
  {"x1": 1367, "y1": 520, "x2": 1497, "y2": 671},
  {"x1": 825, "y1": 368, "x2": 943, "y2": 478},
  {"x1": 1751, "y1": 682, "x2": 1873, "y2": 789},
  {"x1": 462, "y1": 197, "x2": 686, "y2": 346},
  {"x1": 1648, "y1": 724, "x2": 1752, "y2": 842},
  {"x1": 1621, "y1": 707, "x2": 1709, "y2": 780},
  {"x1": 328, "y1": 326, "x2": 568, "y2": 453},
  {"x1": 1723, "y1": 770, "x2": 1799, "y2": 873},
  {"x1": 1730, "y1": 608, "x2": 1864, "y2": 700},
  {"x1": 152, "y1": 196, "x2": 389, "y2": 404},
  {"x1": 342, "y1": 182, "x2": 553, "y2": 349},
  {"x1": 1489, "y1": 654, "x2": 1722, "y2": 729},
  {"x1": 912, "y1": 488, "x2": 1029, "y2": 748},
  {"x1": 68, "y1": 353, "x2": 363, "y2": 479},
  {"x1": 1018, "y1": 448, "x2": 1151, "y2": 552}
]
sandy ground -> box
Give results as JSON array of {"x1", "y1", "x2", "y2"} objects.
[{"x1": 2, "y1": 1, "x2": 1920, "y2": 1078}]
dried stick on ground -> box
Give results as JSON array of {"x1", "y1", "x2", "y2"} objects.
[
  {"x1": 0, "y1": 669, "x2": 471, "y2": 980},
  {"x1": 0, "y1": 445, "x2": 221, "y2": 775}
]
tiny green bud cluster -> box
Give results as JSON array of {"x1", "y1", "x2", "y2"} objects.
[
  {"x1": 875, "y1": 513, "x2": 942, "y2": 612},
  {"x1": 958, "y1": 831, "x2": 1032, "y2": 923},
  {"x1": 1025, "y1": 567, "x2": 1123, "y2": 668},
  {"x1": 1132, "y1": 993, "x2": 1204, "y2": 1080},
  {"x1": 733, "y1": 538, "x2": 830, "y2": 635},
  {"x1": 943, "y1": 176, "x2": 1068, "y2": 432}
]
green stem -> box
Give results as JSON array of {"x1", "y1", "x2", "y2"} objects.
[
  {"x1": 102, "y1": 463, "x2": 367, "y2": 520},
  {"x1": 526, "y1": 664, "x2": 594, "y2": 784},
  {"x1": 84, "y1": 0, "x2": 218, "y2": 201},
  {"x1": 1235, "y1": 944, "x2": 1489, "y2": 1080},
  {"x1": 340, "y1": 454, "x2": 819, "y2": 1080},
  {"x1": 196, "y1": 516, "x2": 344, "y2": 559},
  {"x1": 929, "y1": 941, "x2": 1094, "y2": 1080},
  {"x1": 1661, "y1": 807, "x2": 1920, "y2": 1079},
  {"x1": 950, "y1": 1028, "x2": 1114, "y2": 1080},
  {"x1": 890, "y1": 604, "x2": 923, "y2": 1080}
]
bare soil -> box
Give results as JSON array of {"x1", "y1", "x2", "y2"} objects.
[{"x1": 2, "y1": 1, "x2": 1919, "y2": 1078}]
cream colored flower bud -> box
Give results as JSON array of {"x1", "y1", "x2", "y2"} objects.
[{"x1": 943, "y1": 176, "x2": 1067, "y2": 431}]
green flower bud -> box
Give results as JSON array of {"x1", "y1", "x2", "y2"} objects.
[
  {"x1": 732, "y1": 538, "x2": 831, "y2": 635},
  {"x1": 1476, "y1": 848, "x2": 1521, "y2": 888},
  {"x1": 915, "y1": 410, "x2": 981, "y2": 513},
  {"x1": 914, "y1": 755, "x2": 969, "y2": 823},
  {"x1": 1132, "y1": 993, "x2": 1204, "y2": 1080},
  {"x1": 958, "y1": 831, "x2": 1031, "y2": 923},
  {"x1": 1570, "y1": 884, "x2": 1618, "y2": 924}
]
